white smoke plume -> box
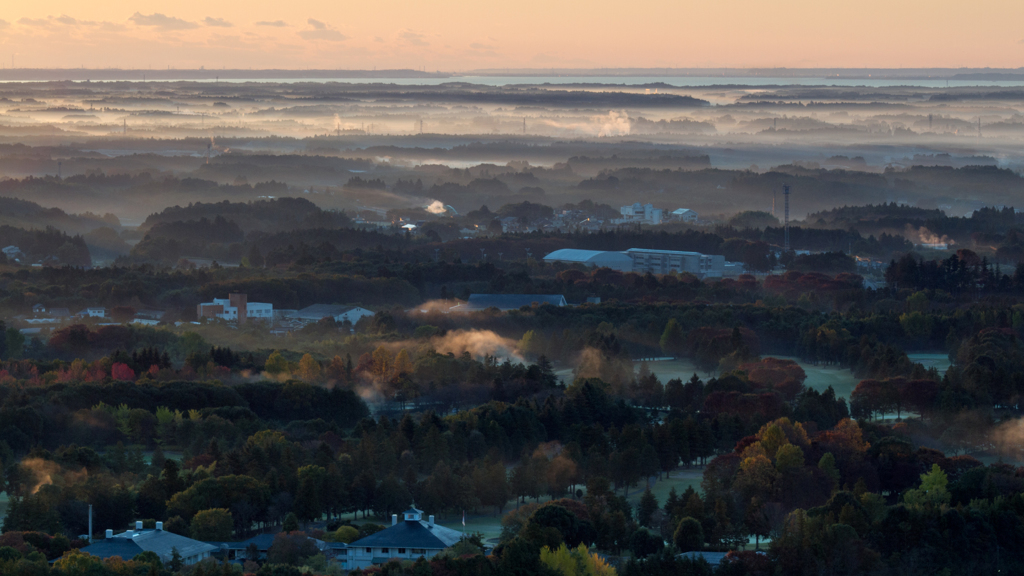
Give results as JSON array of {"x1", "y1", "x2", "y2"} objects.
[
  {"x1": 538, "y1": 110, "x2": 632, "y2": 137},
  {"x1": 425, "y1": 200, "x2": 447, "y2": 214},
  {"x1": 430, "y1": 329, "x2": 524, "y2": 362},
  {"x1": 905, "y1": 225, "x2": 954, "y2": 247}
]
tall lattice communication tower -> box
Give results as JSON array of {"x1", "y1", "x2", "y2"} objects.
[{"x1": 783, "y1": 184, "x2": 791, "y2": 251}]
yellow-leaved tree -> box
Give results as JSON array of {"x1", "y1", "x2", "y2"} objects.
[
  {"x1": 540, "y1": 543, "x2": 616, "y2": 576},
  {"x1": 297, "y1": 354, "x2": 322, "y2": 383}
]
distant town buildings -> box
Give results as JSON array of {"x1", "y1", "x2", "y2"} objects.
[
  {"x1": 197, "y1": 293, "x2": 273, "y2": 323},
  {"x1": 619, "y1": 202, "x2": 663, "y2": 225},
  {"x1": 615, "y1": 204, "x2": 699, "y2": 226}
]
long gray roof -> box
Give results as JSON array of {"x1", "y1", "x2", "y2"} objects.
[
  {"x1": 82, "y1": 529, "x2": 217, "y2": 563},
  {"x1": 350, "y1": 520, "x2": 463, "y2": 550},
  {"x1": 543, "y1": 249, "x2": 631, "y2": 263}
]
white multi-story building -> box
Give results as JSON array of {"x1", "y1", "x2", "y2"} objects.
[
  {"x1": 619, "y1": 202, "x2": 663, "y2": 225},
  {"x1": 542, "y1": 248, "x2": 727, "y2": 278},
  {"x1": 197, "y1": 293, "x2": 273, "y2": 324},
  {"x1": 625, "y1": 248, "x2": 724, "y2": 277}
]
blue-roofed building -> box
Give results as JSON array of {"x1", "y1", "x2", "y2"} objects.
[
  {"x1": 542, "y1": 249, "x2": 634, "y2": 272},
  {"x1": 80, "y1": 521, "x2": 217, "y2": 566},
  {"x1": 453, "y1": 294, "x2": 567, "y2": 312},
  {"x1": 348, "y1": 508, "x2": 463, "y2": 570}
]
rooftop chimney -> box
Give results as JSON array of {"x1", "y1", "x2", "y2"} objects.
[
  {"x1": 105, "y1": 529, "x2": 113, "y2": 538},
  {"x1": 136, "y1": 521, "x2": 143, "y2": 530},
  {"x1": 392, "y1": 514, "x2": 398, "y2": 526},
  {"x1": 156, "y1": 522, "x2": 163, "y2": 530},
  {"x1": 428, "y1": 515, "x2": 434, "y2": 527}
]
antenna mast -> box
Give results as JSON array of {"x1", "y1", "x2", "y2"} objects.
[{"x1": 783, "y1": 185, "x2": 791, "y2": 251}]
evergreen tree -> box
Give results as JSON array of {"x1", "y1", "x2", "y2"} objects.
[{"x1": 637, "y1": 489, "x2": 659, "y2": 527}]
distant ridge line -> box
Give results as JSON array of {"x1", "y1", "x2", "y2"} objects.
[{"x1": 0, "y1": 69, "x2": 451, "y2": 81}]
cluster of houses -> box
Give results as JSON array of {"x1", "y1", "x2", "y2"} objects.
[
  {"x1": 360, "y1": 203, "x2": 701, "y2": 238},
  {"x1": 499, "y1": 205, "x2": 700, "y2": 234},
  {"x1": 196, "y1": 295, "x2": 375, "y2": 330},
  {"x1": 79, "y1": 507, "x2": 464, "y2": 572},
  {"x1": 615, "y1": 203, "x2": 699, "y2": 225},
  {"x1": 18, "y1": 294, "x2": 375, "y2": 335},
  {"x1": 23, "y1": 305, "x2": 166, "y2": 328}
]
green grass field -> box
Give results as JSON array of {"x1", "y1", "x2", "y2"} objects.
[
  {"x1": 907, "y1": 353, "x2": 952, "y2": 375},
  {"x1": 639, "y1": 357, "x2": 861, "y2": 401},
  {"x1": 632, "y1": 469, "x2": 704, "y2": 504},
  {"x1": 771, "y1": 356, "x2": 860, "y2": 401}
]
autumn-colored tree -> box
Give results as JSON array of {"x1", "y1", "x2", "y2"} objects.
[
  {"x1": 111, "y1": 362, "x2": 135, "y2": 381},
  {"x1": 297, "y1": 354, "x2": 322, "y2": 383},
  {"x1": 371, "y1": 346, "x2": 393, "y2": 381},
  {"x1": 393, "y1": 349, "x2": 414, "y2": 375}
]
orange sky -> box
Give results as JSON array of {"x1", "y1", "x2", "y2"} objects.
[{"x1": 1, "y1": 0, "x2": 1023, "y2": 70}]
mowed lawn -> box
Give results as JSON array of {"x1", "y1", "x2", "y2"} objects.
[
  {"x1": 639, "y1": 357, "x2": 861, "y2": 401},
  {"x1": 632, "y1": 468, "x2": 704, "y2": 505},
  {"x1": 442, "y1": 470, "x2": 708, "y2": 544},
  {"x1": 907, "y1": 353, "x2": 952, "y2": 375}
]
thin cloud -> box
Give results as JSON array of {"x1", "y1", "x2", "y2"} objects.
[
  {"x1": 256, "y1": 20, "x2": 288, "y2": 27},
  {"x1": 299, "y1": 29, "x2": 347, "y2": 41},
  {"x1": 298, "y1": 19, "x2": 346, "y2": 41},
  {"x1": 400, "y1": 30, "x2": 429, "y2": 46},
  {"x1": 470, "y1": 42, "x2": 496, "y2": 50},
  {"x1": 18, "y1": 15, "x2": 95, "y2": 27},
  {"x1": 0, "y1": 19, "x2": 7, "y2": 29},
  {"x1": 204, "y1": 17, "x2": 232, "y2": 27},
  {"x1": 129, "y1": 12, "x2": 198, "y2": 31}
]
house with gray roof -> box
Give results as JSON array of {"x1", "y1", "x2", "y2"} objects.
[
  {"x1": 453, "y1": 294, "x2": 567, "y2": 312},
  {"x1": 348, "y1": 508, "x2": 463, "y2": 570},
  {"x1": 80, "y1": 521, "x2": 217, "y2": 566}
]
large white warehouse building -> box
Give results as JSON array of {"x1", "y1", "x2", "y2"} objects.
[
  {"x1": 542, "y1": 249, "x2": 635, "y2": 272},
  {"x1": 544, "y1": 248, "x2": 728, "y2": 278}
]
